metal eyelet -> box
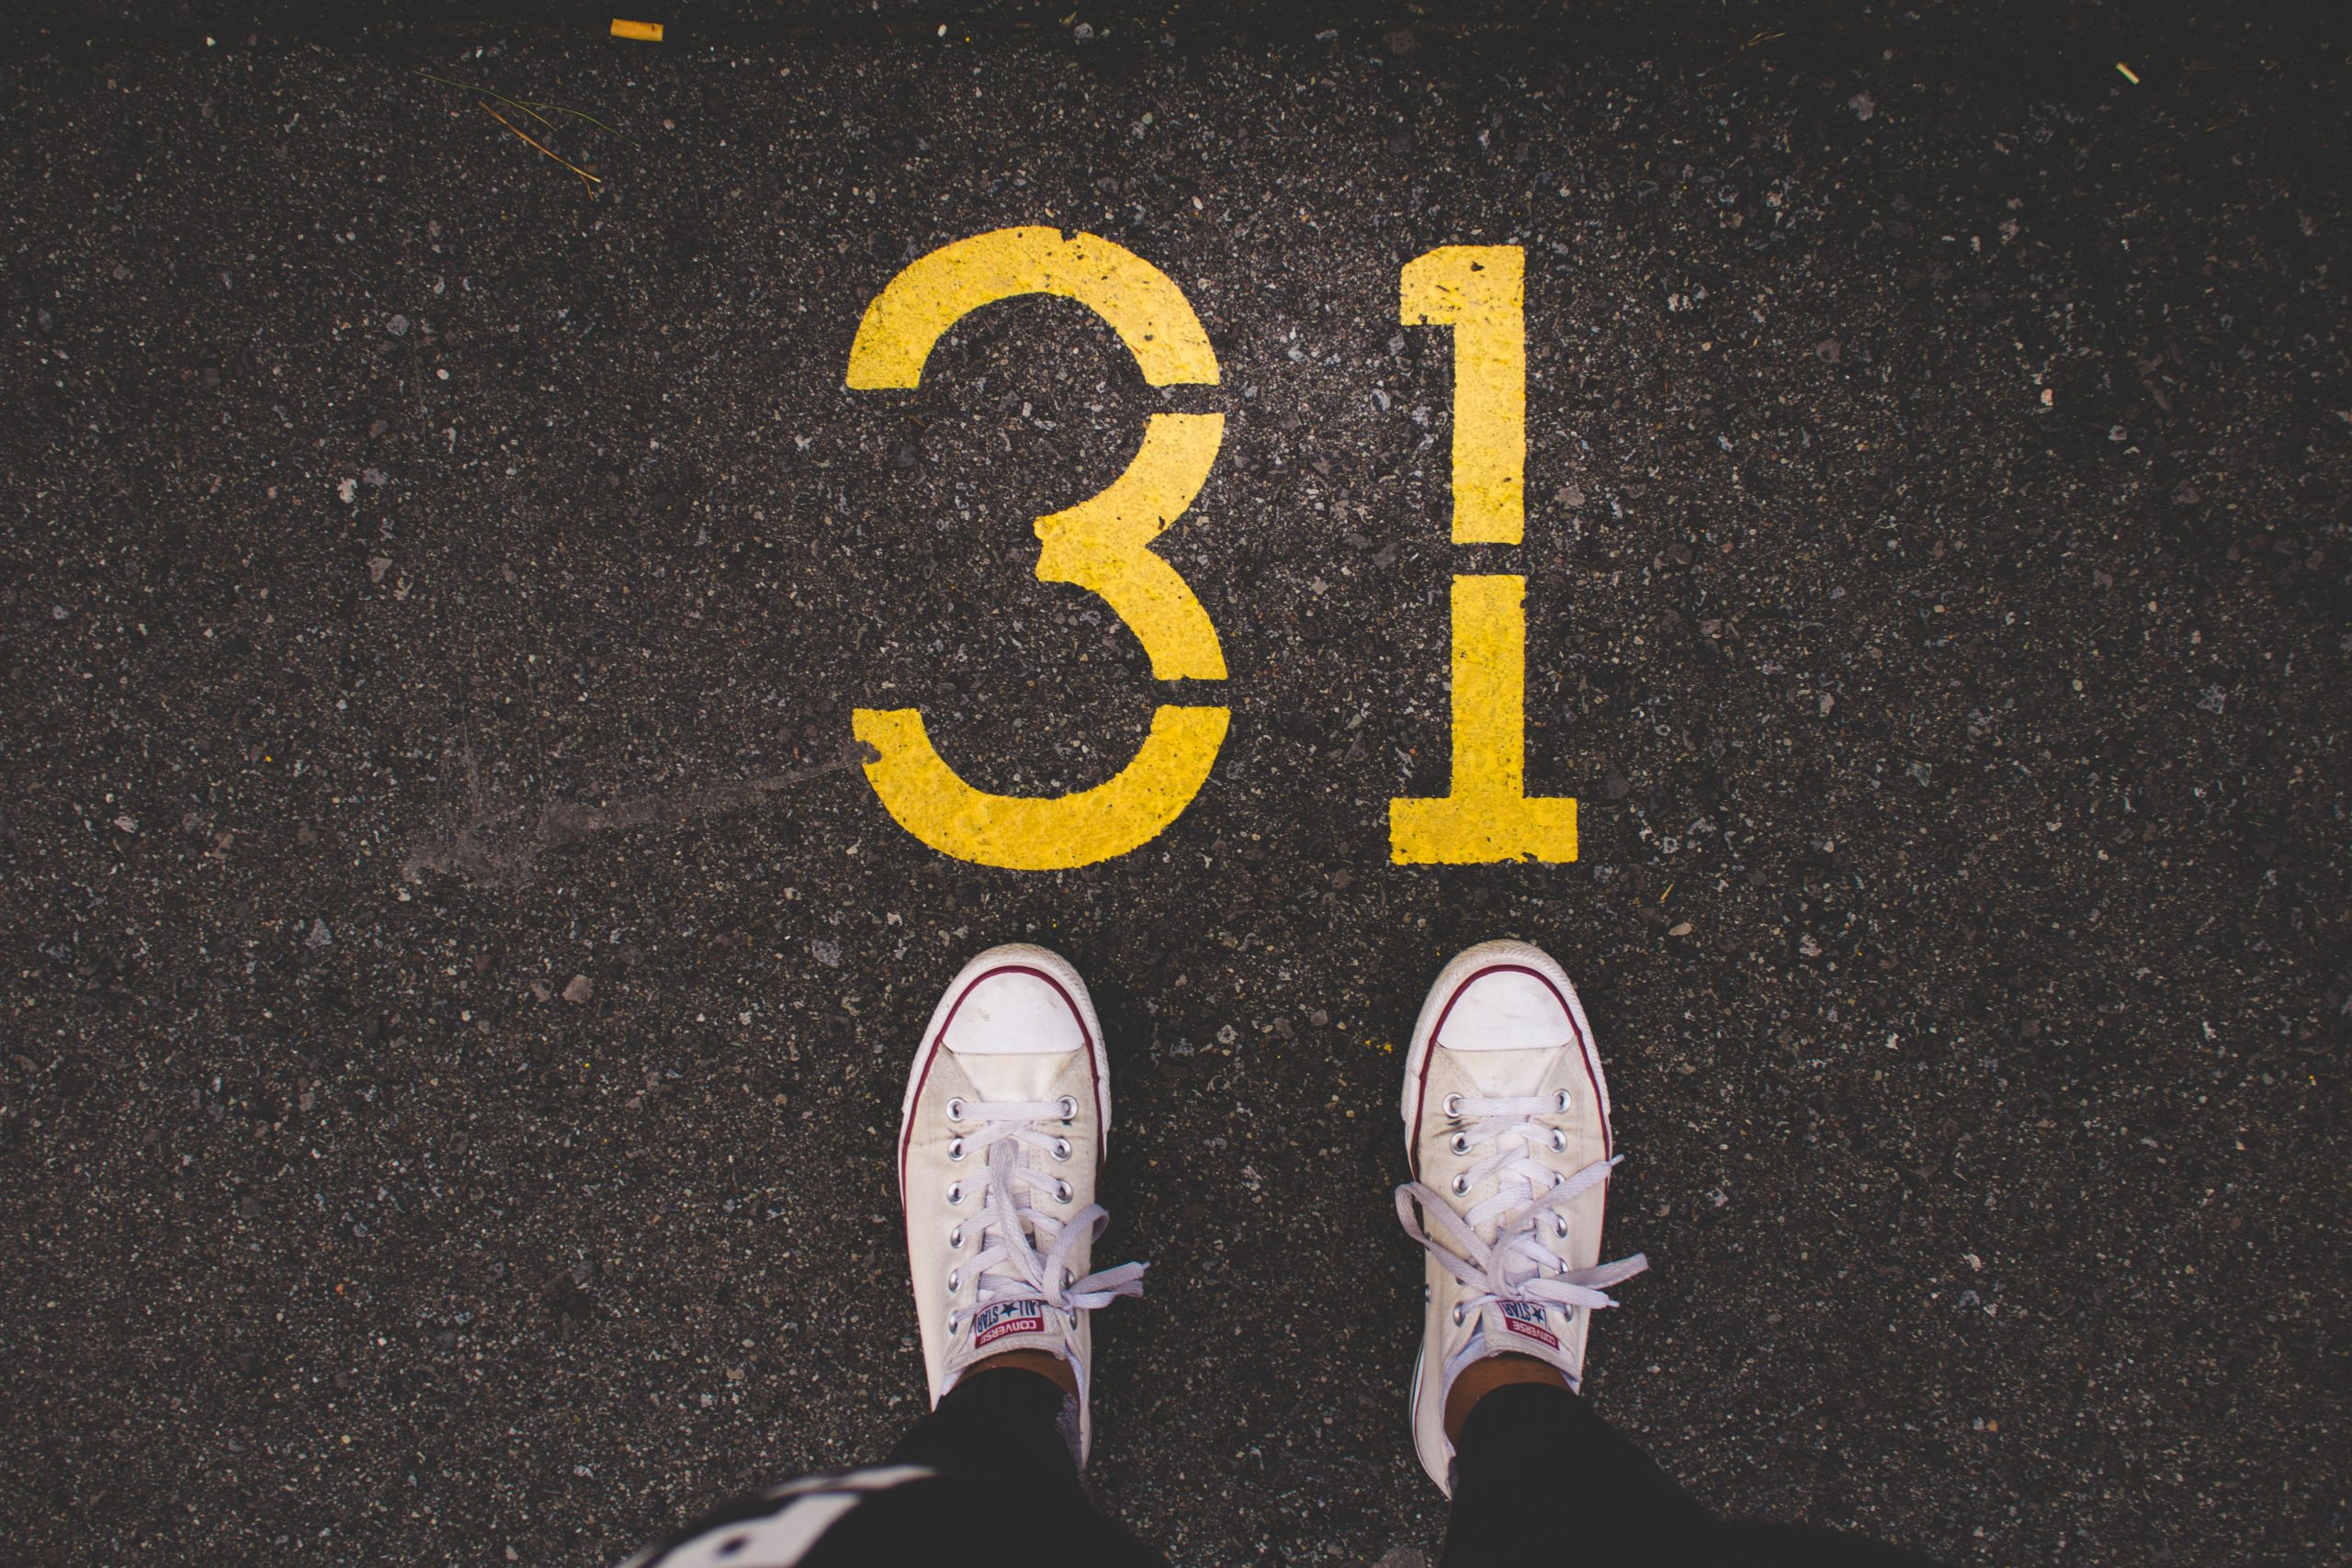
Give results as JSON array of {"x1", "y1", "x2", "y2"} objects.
[
  {"x1": 1451, "y1": 1174, "x2": 1472, "y2": 1197},
  {"x1": 1052, "y1": 1137, "x2": 1072, "y2": 1162},
  {"x1": 946, "y1": 1136, "x2": 967, "y2": 1162},
  {"x1": 1451, "y1": 1303, "x2": 1467, "y2": 1326},
  {"x1": 1448, "y1": 1133, "x2": 1472, "y2": 1156},
  {"x1": 948, "y1": 1224, "x2": 964, "y2": 1248},
  {"x1": 1555, "y1": 1089, "x2": 1573, "y2": 1112},
  {"x1": 1053, "y1": 1179, "x2": 1073, "y2": 1203},
  {"x1": 946, "y1": 1097, "x2": 967, "y2": 1122},
  {"x1": 1555, "y1": 1216, "x2": 1570, "y2": 1238},
  {"x1": 1442, "y1": 1092, "x2": 1464, "y2": 1118},
  {"x1": 945, "y1": 1182, "x2": 964, "y2": 1205},
  {"x1": 947, "y1": 1311, "x2": 962, "y2": 1335},
  {"x1": 945, "y1": 1268, "x2": 960, "y2": 1293},
  {"x1": 1549, "y1": 1129, "x2": 1569, "y2": 1153},
  {"x1": 1057, "y1": 1095, "x2": 1079, "y2": 1122}
]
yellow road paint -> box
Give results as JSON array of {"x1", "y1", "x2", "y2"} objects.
[
  {"x1": 1389, "y1": 575, "x2": 1577, "y2": 864},
  {"x1": 1400, "y1": 245, "x2": 1524, "y2": 545},
  {"x1": 848, "y1": 226, "x2": 1218, "y2": 389},
  {"x1": 854, "y1": 705, "x2": 1230, "y2": 871},
  {"x1": 847, "y1": 228, "x2": 1227, "y2": 868},
  {"x1": 1392, "y1": 244, "x2": 1574, "y2": 863},
  {"x1": 610, "y1": 18, "x2": 663, "y2": 41},
  {"x1": 1035, "y1": 412, "x2": 1227, "y2": 680}
]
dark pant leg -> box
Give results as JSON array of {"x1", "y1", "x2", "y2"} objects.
[
  {"x1": 619, "y1": 1369, "x2": 1163, "y2": 1568},
  {"x1": 1440, "y1": 1382, "x2": 1939, "y2": 1567},
  {"x1": 869, "y1": 1367, "x2": 1163, "y2": 1564}
]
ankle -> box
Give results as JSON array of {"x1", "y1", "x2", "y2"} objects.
[
  {"x1": 1442, "y1": 1353, "x2": 1567, "y2": 1443},
  {"x1": 966, "y1": 1348, "x2": 1079, "y2": 1402}
]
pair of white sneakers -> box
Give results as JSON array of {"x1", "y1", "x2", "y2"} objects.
[{"x1": 898, "y1": 940, "x2": 1648, "y2": 1493}]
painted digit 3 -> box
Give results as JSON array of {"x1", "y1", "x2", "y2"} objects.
[{"x1": 845, "y1": 227, "x2": 1228, "y2": 870}]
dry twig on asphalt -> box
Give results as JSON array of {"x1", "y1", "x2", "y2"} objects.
[
  {"x1": 480, "y1": 101, "x2": 602, "y2": 195},
  {"x1": 418, "y1": 71, "x2": 640, "y2": 144}
]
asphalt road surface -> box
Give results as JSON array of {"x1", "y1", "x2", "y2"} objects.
[{"x1": 5, "y1": 7, "x2": 2346, "y2": 1565}]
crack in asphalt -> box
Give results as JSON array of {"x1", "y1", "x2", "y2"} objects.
[{"x1": 402, "y1": 744, "x2": 880, "y2": 886}]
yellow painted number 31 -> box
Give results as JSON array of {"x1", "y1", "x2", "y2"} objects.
[{"x1": 845, "y1": 230, "x2": 1574, "y2": 871}]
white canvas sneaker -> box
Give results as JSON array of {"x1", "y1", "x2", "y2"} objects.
[
  {"x1": 899, "y1": 944, "x2": 1145, "y2": 1467},
  {"x1": 1396, "y1": 940, "x2": 1649, "y2": 1495}
]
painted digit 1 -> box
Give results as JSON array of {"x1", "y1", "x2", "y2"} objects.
[{"x1": 1387, "y1": 245, "x2": 1578, "y2": 864}]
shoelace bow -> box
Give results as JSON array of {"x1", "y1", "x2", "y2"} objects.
[
  {"x1": 951, "y1": 1100, "x2": 1145, "y2": 1337},
  {"x1": 1396, "y1": 1093, "x2": 1649, "y2": 1332}
]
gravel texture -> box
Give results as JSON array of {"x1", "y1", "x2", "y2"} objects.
[{"x1": 4, "y1": 7, "x2": 2346, "y2": 1565}]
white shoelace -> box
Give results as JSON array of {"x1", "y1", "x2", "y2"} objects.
[
  {"x1": 1395, "y1": 1093, "x2": 1648, "y2": 1373},
  {"x1": 945, "y1": 1099, "x2": 1146, "y2": 1344}
]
